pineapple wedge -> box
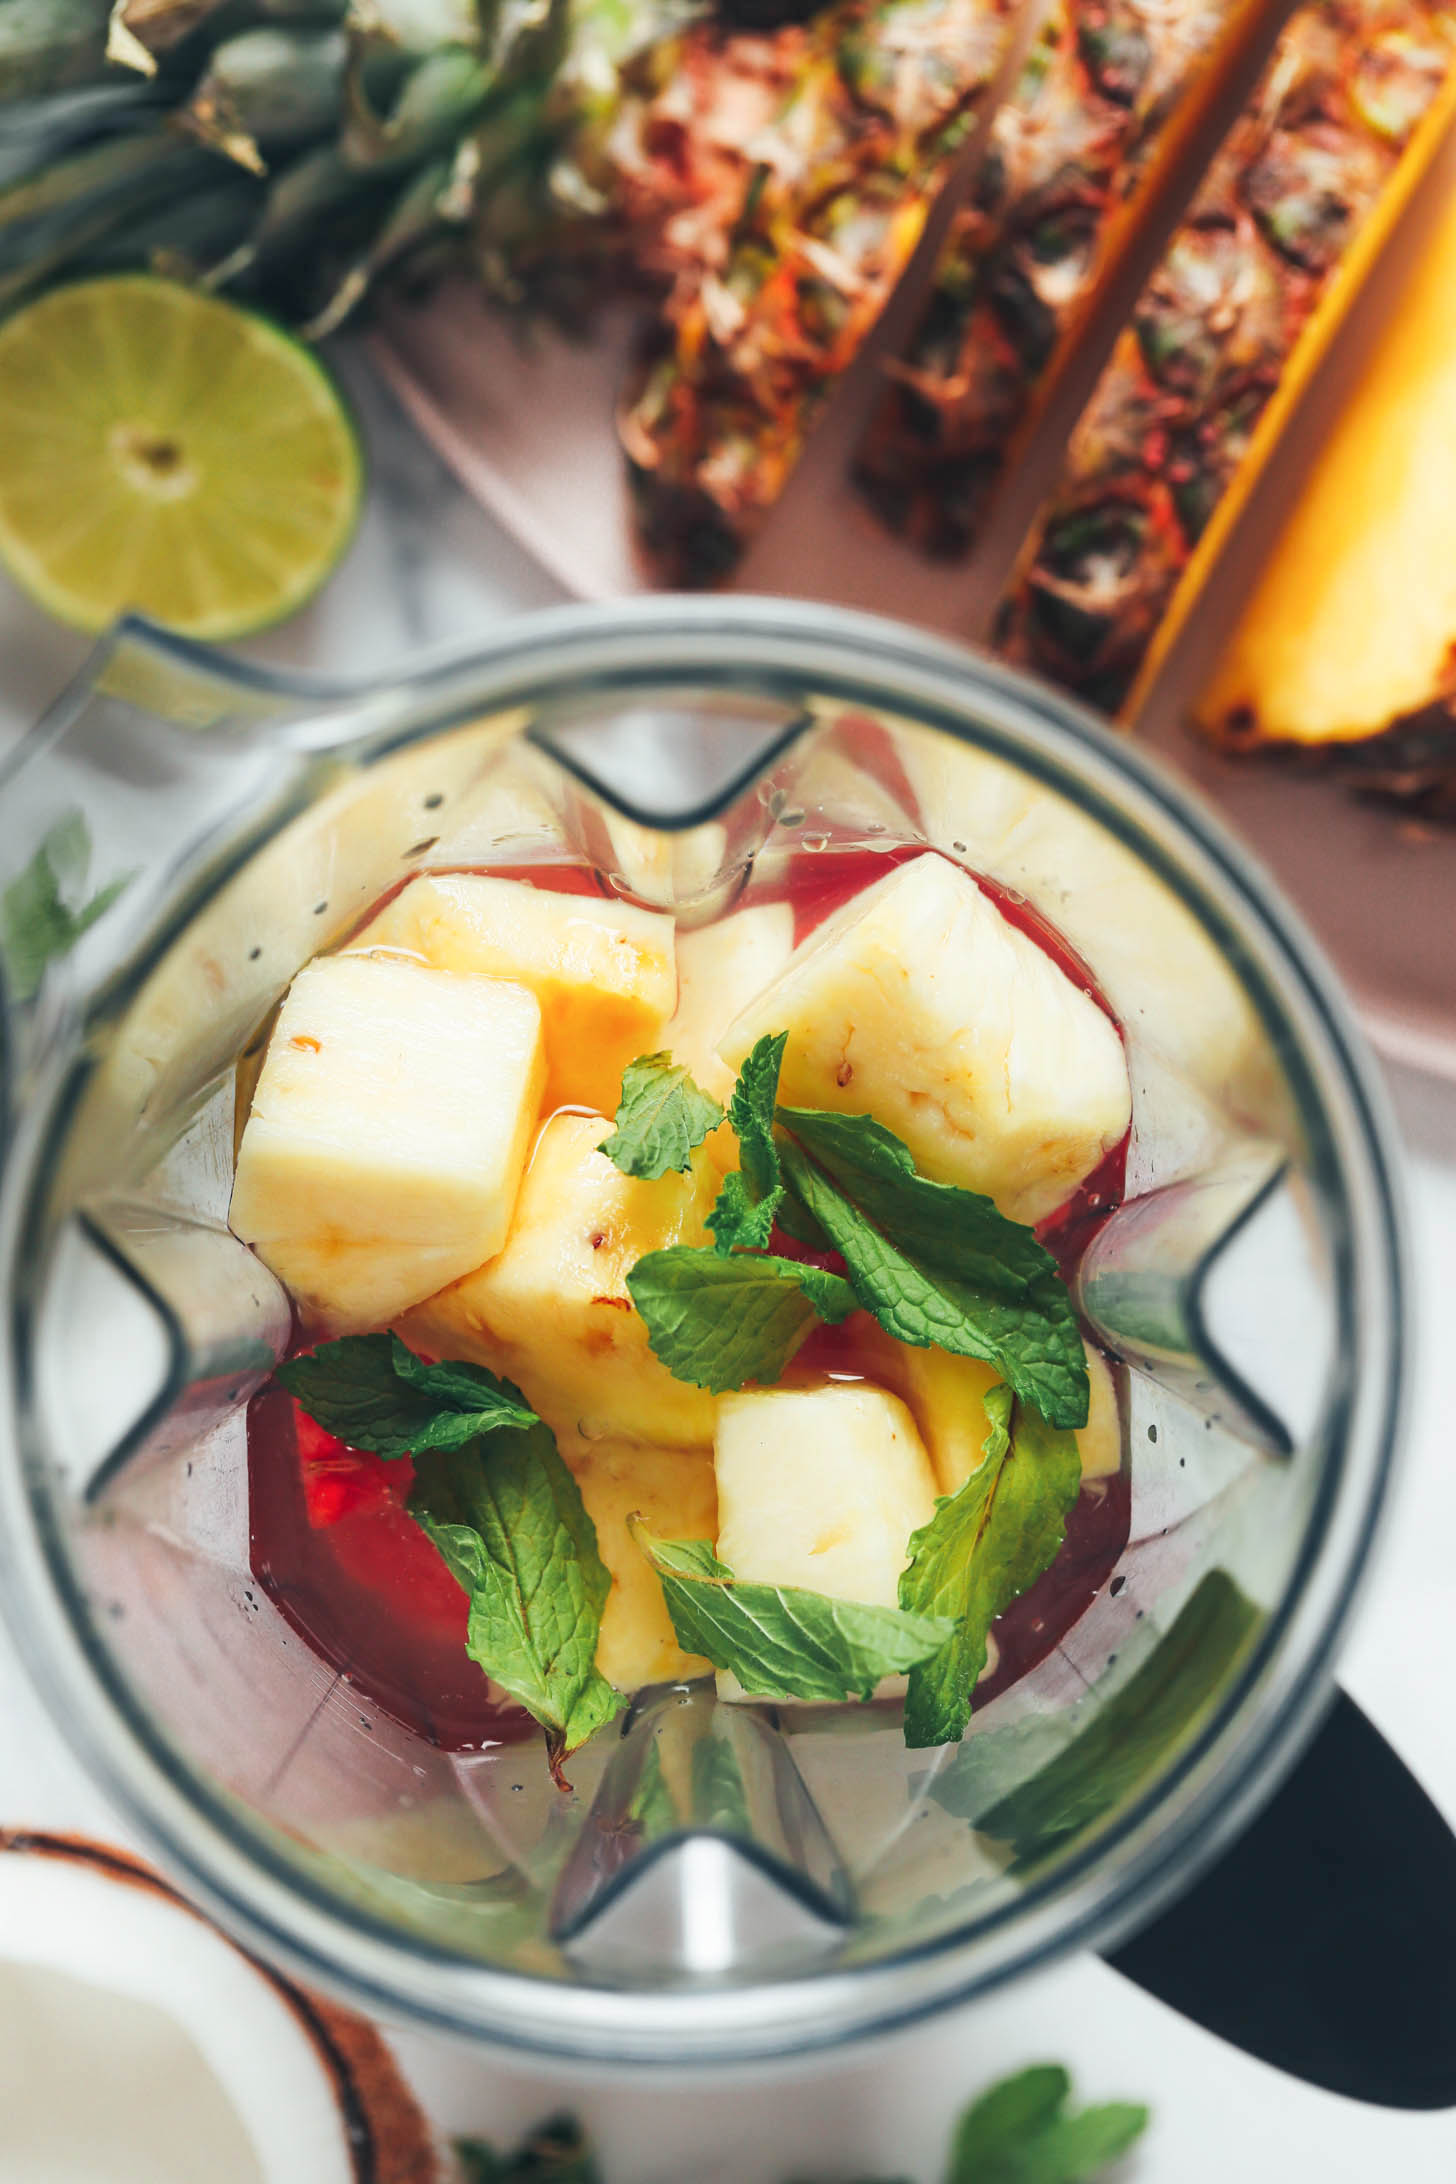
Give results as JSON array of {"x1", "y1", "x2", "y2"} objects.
[
  {"x1": 895, "y1": 1344, "x2": 1121, "y2": 1497},
  {"x1": 1199, "y1": 167, "x2": 1456, "y2": 751},
  {"x1": 565, "y1": 1438, "x2": 717, "y2": 1689},
  {"x1": 229, "y1": 955, "x2": 544, "y2": 1334},
  {"x1": 399, "y1": 1113, "x2": 718, "y2": 1448},
  {"x1": 714, "y1": 1381, "x2": 938, "y2": 1610},
  {"x1": 718, "y1": 853, "x2": 1129, "y2": 1226},
  {"x1": 354, "y1": 873, "x2": 676, "y2": 1116}
]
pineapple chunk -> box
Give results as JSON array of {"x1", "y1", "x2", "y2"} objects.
[
  {"x1": 565, "y1": 1438, "x2": 717, "y2": 1689},
  {"x1": 1199, "y1": 171, "x2": 1456, "y2": 748},
  {"x1": 718, "y1": 853, "x2": 1129, "y2": 1227},
  {"x1": 229, "y1": 955, "x2": 544, "y2": 1333},
  {"x1": 399, "y1": 1113, "x2": 718, "y2": 1447},
  {"x1": 714, "y1": 1382, "x2": 937, "y2": 1609},
  {"x1": 668, "y1": 904, "x2": 796, "y2": 1103},
  {"x1": 354, "y1": 872, "x2": 676, "y2": 1115},
  {"x1": 895, "y1": 1344, "x2": 1121, "y2": 1497}
]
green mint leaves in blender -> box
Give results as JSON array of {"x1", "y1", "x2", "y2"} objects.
[
  {"x1": 278, "y1": 1333, "x2": 539, "y2": 1459},
  {"x1": 410, "y1": 1426, "x2": 624, "y2": 1757},
  {"x1": 1, "y1": 811, "x2": 131, "y2": 1004},
  {"x1": 775, "y1": 1109, "x2": 1089, "y2": 1431},
  {"x1": 707, "y1": 1030, "x2": 787, "y2": 1252},
  {"x1": 899, "y1": 1385, "x2": 1082, "y2": 1748},
  {"x1": 600, "y1": 1052, "x2": 724, "y2": 1178},
  {"x1": 629, "y1": 1526, "x2": 953, "y2": 1702},
  {"x1": 946, "y1": 2064, "x2": 1149, "y2": 2184},
  {"x1": 454, "y1": 2113, "x2": 603, "y2": 2183},
  {"x1": 626, "y1": 1249, "x2": 857, "y2": 1392}
]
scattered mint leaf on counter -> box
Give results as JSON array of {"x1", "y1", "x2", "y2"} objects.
[
  {"x1": 454, "y1": 2113, "x2": 602, "y2": 2182},
  {"x1": 629, "y1": 1526, "x2": 954, "y2": 1703},
  {"x1": 626, "y1": 1246, "x2": 856, "y2": 1393},
  {"x1": 278, "y1": 1333, "x2": 538, "y2": 1459},
  {"x1": 900, "y1": 1385, "x2": 1082, "y2": 1748},
  {"x1": 775, "y1": 1113, "x2": 1088, "y2": 1430},
  {"x1": 1, "y1": 812, "x2": 132, "y2": 1003},
  {"x1": 948, "y1": 2063, "x2": 1149, "y2": 2184},
  {"x1": 708, "y1": 1031, "x2": 787, "y2": 1253},
  {"x1": 600, "y1": 1051, "x2": 723, "y2": 1179},
  {"x1": 410, "y1": 1425, "x2": 623, "y2": 1756}
]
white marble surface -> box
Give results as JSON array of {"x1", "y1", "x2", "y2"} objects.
[{"x1": 2, "y1": 342, "x2": 1456, "y2": 2180}]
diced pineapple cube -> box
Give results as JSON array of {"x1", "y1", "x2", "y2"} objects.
[
  {"x1": 668, "y1": 903, "x2": 796, "y2": 1104},
  {"x1": 714, "y1": 1381, "x2": 938, "y2": 1609},
  {"x1": 565, "y1": 1438, "x2": 717, "y2": 1689},
  {"x1": 229, "y1": 955, "x2": 544, "y2": 1333},
  {"x1": 398, "y1": 1113, "x2": 718, "y2": 1447},
  {"x1": 718, "y1": 852, "x2": 1129, "y2": 1226},
  {"x1": 354, "y1": 872, "x2": 676, "y2": 1115},
  {"x1": 895, "y1": 1343, "x2": 1122, "y2": 1496}
]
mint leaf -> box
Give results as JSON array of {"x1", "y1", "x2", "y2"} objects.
[
  {"x1": 776, "y1": 1113, "x2": 1087, "y2": 1429},
  {"x1": 410, "y1": 1425, "x2": 623, "y2": 1753},
  {"x1": 708, "y1": 1032, "x2": 787, "y2": 1252},
  {"x1": 630, "y1": 1528, "x2": 954, "y2": 1702},
  {"x1": 900, "y1": 1387, "x2": 1081, "y2": 1747},
  {"x1": 949, "y1": 2064, "x2": 1149, "y2": 2184},
  {"x1": 600, "y1": 1052, "x2": 723, "y2": 1179},
  {"x1": 626, "y1": 1247, "x2": 856, "y2": 1393},
  {"x1": 278, "y1": 1333, "x2": 537, "y2": 1459},
  {"x1": 454, "y1": 2115, "x2": 601, "y2": 2183},
  {"x1": 1, "y1": 813, "x2": 131, "y2": 1004}
]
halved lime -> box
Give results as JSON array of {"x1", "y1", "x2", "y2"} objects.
[{"x1": 0, "y1": 276, "x2": 363, "y2": 639}]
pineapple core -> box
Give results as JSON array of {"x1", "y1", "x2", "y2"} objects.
[
  {"x1": 718, "y1": 852, "x2": 1129, "y2": 1226},
  {"x1": 229, "y1": 955, "x2": 544, "y2": 1333},
  {"x1": 354, "y1": 871, "x2": 675, "y2": 1115}
]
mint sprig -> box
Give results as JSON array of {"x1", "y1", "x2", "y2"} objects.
[
  {"x1": 899, "y1": 1384, "x2": 1082, "y2": 1748},
  {"x1": 626, "y1": 1247, "x2": 856, "y2": 1393},
  {"x1": 776, "y1": 1110, "x2": 1089, "y2": 1431},
  {"x1": 278, "y1": 1333, "x2": 538, "y2": 1459},
  {"x1": 630, "y1": 1526, "x2": 954, "y2": 1702},
  {"x1": 1, "y1": 812, "x2": 132, "y2": 1004},
  {"x1": 947, "y1": 2064, "x2": 1149, "y2": 2184},
  {"x1": 410, "y1": 1427, "x2": 624, "y2": 1757},
  {"x1": 600, "y1": 1052, "x2": 723, "y2": 1179},
  {"x1": 708, "y1": 1031, "x2": 786, "y2": 1253}
]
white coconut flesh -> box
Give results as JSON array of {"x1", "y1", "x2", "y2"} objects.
[{"x1": 0, "y1": 1851, "x2": 360, "y2": 2183}]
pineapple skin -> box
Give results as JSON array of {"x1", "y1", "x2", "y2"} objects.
[
  {"x1": 565, "y1": 1437, "x2": 718, "y2": 1689},
  {"x1": 717, "y1": 853, "x2": 1130, "y2": 1228},
  {"x1": 397, "y1": 1112, "x2": 719, "y2": 1449},
  {"x1": 229, "y1": 955, "x2": 545, "y2": 1334},
  {"x1": 354, "y1": 871, "x2": 676, "y2": 1117},
  {"x1": 994, "y1": 0, "x2": 1456, "y2": 720}
]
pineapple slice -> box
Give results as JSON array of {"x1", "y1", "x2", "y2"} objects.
[
  {"x1": 565, "y1": 1438, "x2": 717, "y2": 1689},
  {"x1": 714, "y1": 1381, "x2": 938, "y2": 1609},
  {"x1": 399, "y1": 1113, "x2": 718, "y2": 1448},
  {"x1": 229, "y1": 955, "x2": 544, "y2": 1333},
  {"x1": 894, "y1": 1344, "x2": 1121, "y2": 1497},
  {"x1": 718, "y1": 852, "x2": 1129, "y2": 1226},
  {"x1": 354, "y1": 872, "x2": 676, "y2": 1116},
  {"x1": 1199, "y1": 168, "x2": 1456, "y2": 750}
]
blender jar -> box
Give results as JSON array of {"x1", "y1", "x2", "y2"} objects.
[{"x1": 0, "y1": 598, "x2": 1404, "y2": 2063}]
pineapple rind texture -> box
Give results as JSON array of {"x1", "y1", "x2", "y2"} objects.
[
  {"x1": 229, "y1": 954, "x2": 545, "y2": 1334},
  {"x1": 397, "y1": 1112, "x2": 719, "y2": 1449},
  {"x1": 354, "y1": 871, "x2": 676, "y2": 1117},
  {"x1": 717, "y1": 852, "x2": 1130, "y2": 1227}
]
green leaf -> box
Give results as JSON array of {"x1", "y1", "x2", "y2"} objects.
[
  {"x1": 453, "y1": 2115, "x2": 602, "y2": 2183},
  {"x1": 949, "y1": 2065, "x2": 1148, "y2": 2184},
  {"x1": 776, "y1": 1114, "x2": 1087, "y2": 1430},
  {"x1": 600, "y1": 1051, "x2": 723, "y2": 1179},
  {"x1": 277, "y1": 1333, "x2": 538, "y2": 1459},
  {"x1": 409, "y1": 1426, "x2": 624, "y2": 1752},
  {"x1": 630, "y1": 1528, "x2": 954, "y2": 1703},
  {"x1": 0, "y1": 813, "x2": 132, "y2": 1004},
  {"x1": 900, "y1": 1388, "x2": 1082, "y2": 1747},
  {"x1": 708, "y1": 1031, "x2": 787, "y2": 1253},
  {"x1": 626, "y1": 1246, "x2": 857, "y2": 1393},
  {"x1": 691, "y1": 1731, "x2": 752, "y2": 1835}
]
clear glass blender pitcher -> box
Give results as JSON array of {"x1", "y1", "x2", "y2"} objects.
[{"x1": 0, "y1": 598, "x2": 1405, "y2": 2066}]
